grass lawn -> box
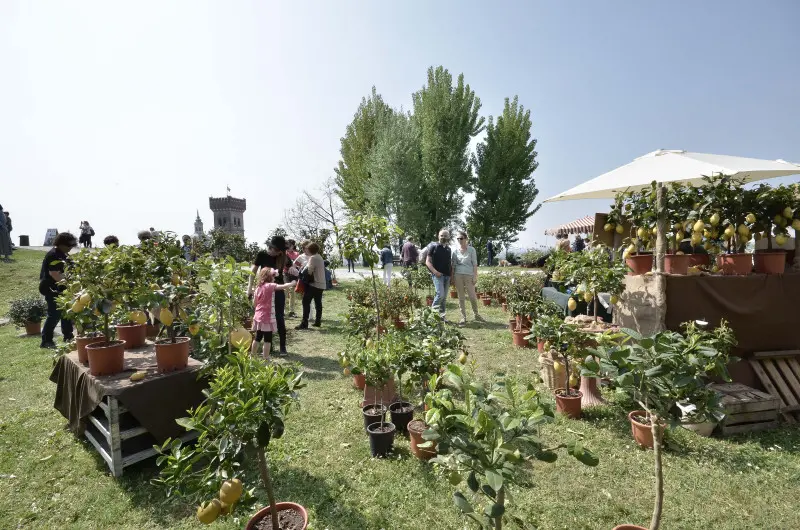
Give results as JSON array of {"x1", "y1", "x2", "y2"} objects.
[{"x1": 1, "y1": 249, "x2": 800, "y2": 529}]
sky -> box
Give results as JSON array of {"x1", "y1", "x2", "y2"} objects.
[{"x1": 2, "y1": 1, "x2": 799, "y2": 248}]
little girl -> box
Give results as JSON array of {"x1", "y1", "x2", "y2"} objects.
[{"x1": 251, "y1": 268, "x2": 296, "y2": 359}]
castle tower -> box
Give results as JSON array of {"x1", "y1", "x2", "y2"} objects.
[
  {"x1": 194, "y1": 210, "x2": 204, "y2": 237},
  {"x1": 209, "y1": 193, "x2": 246, "y2": 236}
]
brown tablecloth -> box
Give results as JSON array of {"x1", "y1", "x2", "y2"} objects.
[{"x1": 49, "y1": 345, "x2": 207, "y2": 442}]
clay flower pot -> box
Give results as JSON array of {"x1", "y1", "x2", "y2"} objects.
[
  {"x1": 86, "y1": 340, "x2": 126, "y2": 376},
  {"x1": 480, "y1": 296, "x2": 492, "y2": 306},
  {"x1": 664, "y1": 254, "x2": 691, "y2": 275},
  {"x1": 116, "y1": 323, "x2": 147, "y2": 350},
  {"x1": 537, "y1": 340, "x2": 545, "y2": 353},
  {"x1": 155, "y1": 337, "x2": 190, "y2": 372},
  {"x1": 516, "y1": 314, "x2": 531, "y2": 329},
  {"x1": 408, "y1": 419, "x2": 437, "y2": 461},
  {"x1": 555, "y1": 389, "x2": 583, "y2": 419},
  {"x1": 449, "y1": 289, "x2": 458, "y2": 299},
  {"x1": 628, "y1": 410, "x2": 664, "y2": 449},
  {"x1": 426, "y1": 295, "x2": 434, "y2": 306},
  {"x1": 717, "y1": 253, "x2": 752, "y2": 275},
  {"x1": 76, "y1": 334, "x2": 105, "y2": 364},
  {"x1": 689, "y1": 253, "x2": 711, "y2": 267},
  {"x1": 393, "y1": 318, "x2": 406, "y2": 330},
  {"x1": 24, "y1": 321, "x2": 42, "y2": 336},
  {"x1": 626, "y1": 253, "x2": 653, "y2": 275},
  {"x1": 511, "y1": 329, "x2": 530, "y2": 348},
  {"x1": 501, "y1": 302, "x2": 508, "y2": 312},
  {"x1": 353, "y1": 373, "x2": 366, "y2": 390},
  {"x1": 612, "y1": 525, "x2": 648, "y2": 530},
  {"x1": 754, "y1": 250, "x2": 787, "y2": 274},
  {"x1": 246, "y1": 502, "x2": 308, "y2": 530}
]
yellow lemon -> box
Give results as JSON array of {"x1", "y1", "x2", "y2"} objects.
[
  {"x1": 458, "y1": 352, "x2": 468, "y2": 365},
  {"x1": 150, "y1": 283, "x2": 160, "y2": 291},
  {"x1": 674, "y1": 231, "x2": 684, "y2": 242},
  {"x1": 79, "y1": 293, "x2": 91, "y2": 306},
  {"x1": 130, "y1": 371, "x2": 146, "y2": 382},
  {"x1": 691, "y1": 233, "x2": 702, "y2": 245},
  {"x1": 610, "y1": 295, "x2": 619, "y2": 305},
  {"x1": 159, "y1": 308, "x2": 174, "y2": 327},
  {"x1": 129, "y1": 310, "x2": 147, "y2": 325},
  {"x1": 792, "y1": 219, "x2": 800, "y2": 231},
  {"x1": 724, "y1": 226, "x2": 735, "y2": 239},
  {"x1": 583, "y1": 291, "x2": 593, "y2": 303},
  {"x1": 737, "y1": 224, "x2": 750, "y2": 238},
  {"x1": 219, "y1": 478, "x2": 243, "y2": 505},
  {"x1": 745, "y1": 213, "x2": 756, "y2": 224},
  {"x1": 230, "y1": 327, "x2": 252, "y2": 348},
  {"x1": 343, "y1": 367, "x2": 351, "y2": 376},
  {"x1": 197, "y1": 500, "x2": 222, "y2": 525},
  {"x1": 71, "y1": 300, "x2": 86, "y2": 314},
  {"x1": 783, "y1": 207, "x2": 794, "y2": 219},
  {"x1": 604, "y1": 223, "x2": 614, "y2": 232},
  {"x1": 171, "y1": 273, "x2": 181, "y2": 286},
  {"x1": 569, "y1": 374, "x2": 579, "y2": 388},
  {"x1": 615, "y1": 225, "x2": 624, "y2": 234},
  {"x1": 637, "y1": 227, "x2": 648, "y2": 238},
  {"x1": 567, "y1": 298, "x2": 577, "y2": 311},
  {"x1": 693, "y1": 220, "x2": 705, "y2": 233},
  {"x1": 709, "y1": 213, "x2": 720, "y2": 226},
  {"x1": 188, "y1": 324, "x2": 200, "y2": 335},
  {"x1": 775, "y1": 234, "x2": 788, "y2": 246}
]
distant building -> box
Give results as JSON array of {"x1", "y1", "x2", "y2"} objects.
[
  {"x1": 194, "y1": 210, "x2": 204, "y2": 237},
  {"x1": 209, "y1": 194, "x2": 246, "y2": 236}
]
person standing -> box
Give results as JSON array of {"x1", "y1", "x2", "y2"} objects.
[
  {"x1": 39, "y1": 233, "x2": 77, "y2": 348},
  {"x1": 285, "y1": 240, "x2": 300, "y2": 317},
  {"x1": 486, "y1": 239, "x2": 495, "y2": 267},
  {"x1": 452, "y1": 231, "x2": 484, "y2": 326},
  {"x1": 0, "y1": 205, "x2": 12, "y2": 261},
  {"x1": 250, "y1": 267, "x2": 296, "y2": 359},
  {"x1": 557, "y1": 234, "x2": 571, "y2": 253},
  {"x1": 401, "y1": 236, "x2": 418, "y2": 267},
  {"x1": 572, "y1": 233, "x2": 585, "y2": 252},
  {"x1": 79, "y1": 221, "x2": 94, "y2": 248},
  {"x1": 425, "y1": 229, "x2": 453, "y2": 318},
  {"x1": 4, "y1": 210, "x2": 13, "y2": 251},
  {"x1": 296, "y1": 242, "x2": 326, "y2": 330},
  {"x1": 380, "y1": 244, "x2": 393, "y2": 286},
  {"x1": 248, "y1": 235, "x2": 290, "y2": 356}
]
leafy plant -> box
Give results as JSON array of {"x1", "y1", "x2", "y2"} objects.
[
  {"x1": 423, "y1": 365, "x2": 598, "y2": 529},
  {"x1": 7, "y1": 296, "x2": 47, "y2": 326},
  {"x1": 562, "y1": 246, "x2": 627, "y2": 317},
  {"x1": 504, "y1": 273, "x2": 545, "y2": 321}
]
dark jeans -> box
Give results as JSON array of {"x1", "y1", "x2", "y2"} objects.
[
  {"x1": 301, "y1": 285, "x2": 324, "y2": 325},
  {"x1": 347, "y1": 259, "x2": 355, "y2": 272},
  {"x1": 42, "y1": 295, "x2": 73, "y2": 344},
  {"x1": 487, "y1": 251, "x2": 494, "y2": 266},
  {"x1": 274, "y1": 290, "x2": 286, "y2": 351}
]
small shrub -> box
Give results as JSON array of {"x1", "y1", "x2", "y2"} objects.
[{"x1": 8, "y1": 296, "x2": 47, "y2": 326}]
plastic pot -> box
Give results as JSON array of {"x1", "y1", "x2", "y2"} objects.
[
  {"x1": 76, "y1": 334, "x2": 105, "y2": 364},
  {"x1": 389, "y1": 401, "x2": 414, "y2": 433},
  {"x1": 408, "y1": 419, "x2": 437, "y2": 461},
  {"x1": 362, "y1": 404, "x2": 386, "y2": 433},
  {"x1": 717, "y1": 253, "x2": 752, "y2": 275},
  {"x1": 626, "y1": 253, "x2": 653, "y2": 275},
  {"x1": 511, "y1": 329, "x2": 530, "y2": 348},
  {"x1": 612, "y1": 525, "x2": 648, "y2": 530},
  {"x1": 555, "y1": 389, "x2": 583, "y2": 419},
  {"x1": 367, "y1": 421, "x2": 396, "y2": 457},
  {"x1": 689, "y1": 253, "x2": 711, "y2": 267},
  {"x1": 664, "y1": 254, "x2": 691, "y2": 275},
  {"x1": 115, "y1": 323, "x2": 147, "y2": 349},
  {"x1": 155, "y1": 337, "x2": 190, "y2": 372},
  {"x1": 245, "y1": 502, "x2": 308, "y2": 530},
  {"x1": 754, "y1": 250, "x2": 787, "y2": 274},
  {"x1": 628, "y1": 410, "x2": 664, "y2": 449},
  {"x1": 86, "y1": 340, "x2": 126, "y2": 376},
  {"x1": 24, "y1": 321, "x2": 41, "y2": 336},
  {"x1": 681, "y1": 420, "x2": 717, "y2": 437}
]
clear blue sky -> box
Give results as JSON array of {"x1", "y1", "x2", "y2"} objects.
[{"x1": 2, "y1": 1, "x2": 798, "y2": 247}]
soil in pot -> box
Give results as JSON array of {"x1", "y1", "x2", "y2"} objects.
[
  {"x1": 86, "y1": 340, "x2": 126, "y2": 376},
  {"x1": 389, "y1": 401, "x2": 414, "y2": 434},
  {"x1": 555, "y1": 389, "x2": 583, "y2": 419},
  {"x1": 717, "y1": 253, "x2": 752, "y2": 275},
  {"x1": 24, "y1": 321, "x2": 41, "y2": 336},
  {"x1": 353, "y1": 373, "x2": 366, "y2": 390},
  {"x1": 247, "y1": 502, "x2": 308, "y2": 530},
  {"x1": 116, "y1": 323, "x2": 147, "y2": 349},
  {"x1": 626, "y1": 253, "x2": 653, "y2": 275},
  {"x1": 408, "y1": 419, "x2": 437, "y2": 460},
  {"x1": 754, "y1": 250, "x2": 787, "y2": 274},
  {"x1": 367, "y1": 421, "x2": 396, "y2": 457},
  {"x1": 362, "y1": 404, "x2": 386, "y2": 432},
  {"x1": 628, "y1": 410, "x2": 664, "y2": 449},
  {"x1": 511, "y1": 329, "x2": 530, "y2": 348},
  {"x1": 155, "y1": 337, "x2": 190, "y2": 372},
  {"x1": 76, "y1": 334, "x2": 105, "y2": 364},
  {"x1": 664, "y1": 253, "x2": 691, "y2": 275}
]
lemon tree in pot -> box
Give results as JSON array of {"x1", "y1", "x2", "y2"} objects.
[
  {"x1": 361, "y1": 335, "x2": 400, "y2": 457},
  {"x1": 749, "y1": 183, "x2": 798, "y2": 273},
  {"x1": 550, "y1": 322, "x2": 592, "y2": 419},
  {"x1": 149, "y1": 253, "x2": 195, "y2": 372},
  {"x1": 618, "y1": 185, "x2": 657, "y2": 273},
  {"x1": 154, "y1": 350, "x2": 306, "y2": 529},
  {"x1": 424, "y1": 365, "x2": 598, "y2": 529},
  {"x1": 7, "y1": 296, "x2": 47, "y2": 336},
  {"x1": 109, "y1": 245, "x2": 151, "y2": 349},
  {"x1": 698, "y1": 175, "x2": 752, "y2": 274}
]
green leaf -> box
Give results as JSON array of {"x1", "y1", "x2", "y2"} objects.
[
  {"x1": 485, "y1": 470, "x2": 503, "y2": 492},
  {"x1": 486, "y1": 502, "x2": 505, "y2": 518},
  {"x1": 467, "y1": 471, "x2": 479, "y2": 492},
  {"x1": 567, "y1": 441, "x2": 599, "y2": 466},
  {"x1": 481, "y1": 484, "x2": 496, "y2": 499},
  {"x1": 175, "y1": 417, "x2": 196, "y2": 431},
  {"x1": 645, "y1": 365, "x2": 668, "y2": 377},
  {"x1": 448, "y1": 470, "x2": 462, "y2": 486},
  {"x1": 535, "y1": 450, "x2": 558, "y2": 463},
  {"x1": 453, "y1": 491, "x2": 474, "y2": 514}
]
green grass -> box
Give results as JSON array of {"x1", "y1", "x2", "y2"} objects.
[{"x1": 1, "y1": 253, "x2": 800, "y2": 529}]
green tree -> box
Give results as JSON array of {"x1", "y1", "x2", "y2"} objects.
[
  {"x1": 334, "y1": 87, "x2": 394, "y2": 214},
  {"x1": 466, "y1": 96, "x2": 540, "y2": 263},
  {"x1": 411, "y1": 66, "x2": 485, "y2": 240}
]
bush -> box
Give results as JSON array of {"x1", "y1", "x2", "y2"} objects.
[{"x1": 8, "y1": 296, "x2": 47, "y2": 326}]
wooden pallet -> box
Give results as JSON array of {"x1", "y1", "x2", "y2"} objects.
[
  {"x1": 749, "y1": 351, "x2": 800, "y2": 424},
  {"x1": 710, "y1": 383, "x2": 780, "y2": 436}
]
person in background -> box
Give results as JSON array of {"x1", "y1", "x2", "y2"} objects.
[
  {"x1": 103, "y1": 235, "x2": 119, "y2": 247},
  {"x1": 401, "y1": 236, "x2": 418, "y2": 268},
  {"x1": 451, "y1": 231, "x2": 484, "y2": 326},
  {"x1": 288, "y1": 240, "x2": 310, "y2": 317},
  {"x1": 4, "y1": 210, "x2": 13, "y2": 251},
  {"x1": 296, "y1": 242, "x2": 326, "y2": 330},
  {"x1": 39, "y1": 232, "x2": 77, "y2": 348},
  {"x1": 486, "y1": 239, "x2": 495, "y2": 266},
  {"x1": 250, "y1": 267, "x2": 296, "y2": 359},
  {"x1": 181, "y1": 235, "x2": 196, "y2": 262},
  {"x1": 426, "y1": 229, "x2": 453, "y2": 318},
  {"x1": 572, "y1": 233, "x2": 585, "y2": 252},
  {"x1": 79, "y1": 221, "x2": 94, "y2": 248},
  {"x1": 0, "y1": 205, "x2": 12, "y2": 261},
  {"x1": 248, "y1": 235, "x2": 290, "y2": 355},
  {"x1": 557, "y1": 234, "x2": 571, "y2": 253},
  {"x1": 285, "y1": 239, "x2": 300, "y2": 317},
  {"x1": 137, "y1": 230, "x2": 152, "y2": 244},
  {"x1": 380, "y1": 243, "x2": 393, "y2": 286}
]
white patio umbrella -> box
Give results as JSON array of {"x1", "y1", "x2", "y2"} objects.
[{"x1": 545, "y1": 149, "x2": 800, "y2": 202}]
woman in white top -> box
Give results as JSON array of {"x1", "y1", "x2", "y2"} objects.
[
  {"x1": 451, "y1": 231, "x2": 484, "y2": 326},
  {"x1": 296, "y1": 241, "x2": 326, "y2": 329}
]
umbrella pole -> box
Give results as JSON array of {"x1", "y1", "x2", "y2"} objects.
[{"x1": 654, "y1": 182, "x2": 667, "y2": 331}]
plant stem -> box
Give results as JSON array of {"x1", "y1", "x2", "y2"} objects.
[
  {"x1": 369, "y1": 264, "x2": 381, "y2": 333},
  {"x1": 104, "y1": 314, "x2": 110, "y2": 343},
  {"x1": 495, "y1": 486, "x2": 505, "y2": 530},
  {"x1": 593, "y1": 295, "x2": 598, "y2": 319},
  {"x1": 256, "y1": 447, "x2": 280, "y2": 530},
  {"x1": 650, "y1": 413, "x2": 664, "y2": 530}
]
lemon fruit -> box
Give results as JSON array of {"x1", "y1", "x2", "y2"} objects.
[
  {"x1": 792, "y1": 219, "x2": 800, "y2": 231},
  {"x1": 79, "y1": 293, "x2": 91, "y2": 306},
  {"x1": 569, "y1": 374, "x2": 579, "y2": 388},
  {"x1": 567, "y1": 298, "x2": 577, "y2": 311},
  {"x1": 610, "y1": 295, "x2": 619, "y2": 305},
  {"x1": 615, "y1": 225, "x2": 624, "y2": 234},
  {"x1": 129, "y1": 310, "x2": 147, "y2": 325},
  {"x1": 724, "y1": 226, "x2": 735, "y2": 239},
  {"x1": 691, "y1": 233, "x2": 702, "y2": 245},
  {"x1": 745, "y1": 213, "x2": 756, "y2": 224},
  {"x1": 458, "y1": 352, "x2": 468, "y2": 364},
  {"x1": 159, "y1": 308, "x2": 174, "y2": 327},
  {"x1": 219, "y1": 478, "x2": 243, "y2": 505},
  {"x1": 693, "y1": 220, "x2": 705, "y2": 233},
  {"x1": 783, "y1": 207, "x2": 793, "y2": 219},
  {"x1": 343, "y1": 367, "x2": 351, "y2": 376},
  {"x1": 637, "y1": 227, "x2": 648, "y2": 238},
  {"x1": 71, "y1": 300, "x2": 86, "y2": 314},
  {"x1": 709, "y1": 213, "x2": 720, "y2": 226},
  {"x1": 583, "y1": 291, "x2": 593, "y2": 303},
  {"x1": 230, "y1": 328, "x2": 252, "y2": 348},
  {"x1": 737, "y1": 224, "x2": 750, "y2": 238},
  {"x1": 775, "y1": 234, "x2": 788, "y2": 246},
  {"x1": 197, "y1": 500, "x2": 222, "y2": 525},
  {"x1": 604, "y1": 223, "x2": 614, "y2": 232},
  {"x1": 188, "y1": 324, "x2": 200, "y2": 335},
  {"x1": 130, "y1": 371, "x2": 146, "y2": 382}
]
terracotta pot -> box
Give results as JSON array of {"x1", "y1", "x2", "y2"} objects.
[
  {"x1": 450, "y1": 290, "x2": 458, "y2": 299},
  {"x1": 76, "y1": 334, "x2": 105, "y2": 364},
  {"x1": 537, "y1": 340, "x2": 544, "y2": 353},
  {"x1": 362, "y1": 379, "x2": 397, "y2": 407},
  {"x1": 24, "y1": 321, "x2": 41, "y2": 336},
  {"x1": 516, "y1": 314, "x2": 531, "y2": 329},
  {"x1": 511, "y1": 329, "x2": 530, "y2": 348},
  {"x1": 579, "y1": 376, "x2": 605, "y2": 408},
  {"x1": 664, "y1": 254, "x2": 691, "y2": 275},
  {"x1": 612, "y1": 526, "x2": 648, "y2": 530},
  {"x1": 393, "y1": 318, "x2": 406, "y2": 330},
  {"x1": 426, "y1": 295, "x2": 434, "y2": 305},
  {"x1": 86, "y1": 340, "x2": 126, "y2": 376},
  {"x1": 628, "y1": 410, "x2": 664, "y2": 449},
  {"x1": 146, "y1": 324, "x2": 160, "y2": 338},
  {"x1": 155, "y1": 337, "x2": 190, "y2": 372},
  {"x1": 754, "y1": 250, "x2": 787, "y2": 274},
  {"x1": 689, "y1": 253, "x2": 710, "y2": 267},
  {"x1": 243, "y1": 317, "x2": 253, "y2": 329},
  {"x1": 115, "y1": 323, "x2": 147, "y2": 349},
  {"x1": 626, "y1": 254, "x2": 653, "y2": 275},
  {"x1": 480, "y1": 297, "x2": 492, "y2": 306},
  {"x1": 555, "y1": 389, "x2": 582, "y2": 419},
  {"x1": 408, "y1": 419, "x2": 437, "y2": 461},
  {"x1": 245, "y1": 502, "x2": 308, "y2": 530},
  {"x1": 353, "y1": 373, "x2": 366, "y2": 390},
  {"x1": 716, "y1": 253, "x2": 752, "y2": 275}
]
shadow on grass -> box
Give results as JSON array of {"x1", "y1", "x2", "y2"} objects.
[{"x1": 285, "y1": 352, "x2": 342, "y2": 381}]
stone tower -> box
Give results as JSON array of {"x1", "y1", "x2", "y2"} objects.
[
  {"x1": 194, "y1": 210, "x2": 204, "y2": 237},
  {"x1": 209, "y1": 194, "x2": 246, "y2": 236}
]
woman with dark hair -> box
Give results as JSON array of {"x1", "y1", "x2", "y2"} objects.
[
  {"x1": 103, "y1": 235, "x2": 119, "y2": 247},
  {"x1": 248, "y1": 235, "x2": 290, "y2": 356},
  {"x1": 296, "y1": 241, "x2": 326, "y2": 330},
  {"x1": 39, "y1": 232, "x2": 77, "y2": 348}
]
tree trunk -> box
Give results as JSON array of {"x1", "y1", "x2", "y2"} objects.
[
  {"x1": 256, "y1": 448, "x2": 280, "y2": 530},
  {"x1": 649, "y1": 415, "x2": 664, "y2": 530},
  {"x1": 494, "y1": 486, "x2": 505, "y2": 530},
  {"x1": 369, "y1": 265, "x2": 382, "y2": 334},
  {"x1": 654, "y1": 183, "x2": 667, "y2": 332}
]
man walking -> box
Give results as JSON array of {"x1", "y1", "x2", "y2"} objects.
[
  {"x1": 39, "y1": 233, "x2": 77, "y2": 348},
  {"x1": 486, "y1": 239, "x2": 495, "y2": 267},
  {"x1": 400, "y1": 236, "x2": 418, "y2": 267},
  {"x1": 425, "y1": 229, "x2": 452, "y2": 318},
  {"x1": 380, "y1": 244, "x2": 393, "y2": 286}
]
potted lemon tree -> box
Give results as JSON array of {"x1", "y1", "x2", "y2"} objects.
[{"x1": 8, "y1": 296, "x2": 47, "y2": 336}]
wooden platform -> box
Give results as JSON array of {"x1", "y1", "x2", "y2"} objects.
[
  {"x1": 711, "y1": 383, "x2": 779, "y2": 436},
  {"x1": 749, "y1": 350, "x2": 800, "y2": 424}
]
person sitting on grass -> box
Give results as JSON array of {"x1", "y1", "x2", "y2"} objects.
[{"x1": 250, "y1": 267, "x2": 296, "y2": 359}]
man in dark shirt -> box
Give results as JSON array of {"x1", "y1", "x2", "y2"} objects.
[
  {"x1": 39, "y1": 232, "x2": 77, "y2": 348},
  {"x1": 400, "y1": 237, "x2": 418, "y2": 267},
  {"x1": 248, "y1": 235, "x2": 289, "y2": 356},
  {"x1": 572, "y1": 234, "x2": 585, "y2": 252},
  {"x1": 425, "y1": 229, "x2": 453, "y2": 318},
  {"x1": 486, "y1": 240, "x2": 494, "y2": 267}
]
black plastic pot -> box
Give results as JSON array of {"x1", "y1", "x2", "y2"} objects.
[
  {"x1": 389, "y1": 401, "x2": 414, "y2": 434},
  {"x1": 362, "y1": 404, "x2": 386, "y2": 433},
  {"x1": 367, "y1": 421, "x2": 396, "y2": 457}
]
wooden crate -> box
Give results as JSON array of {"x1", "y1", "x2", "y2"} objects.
[
  {"x1": 710, "y1": 383, "x2": 780, "y2": 436},
  {"x1": 749, "y1": 350, "x2": 800, "y2": 424}
]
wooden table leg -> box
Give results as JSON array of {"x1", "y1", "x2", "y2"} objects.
[{"x1": 108, "y1": 397, "x2": 123, "y2": 477}]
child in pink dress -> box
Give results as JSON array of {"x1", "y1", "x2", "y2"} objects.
[{"x1": 251, "y1": 268, "x2": 296, "y2": 359}]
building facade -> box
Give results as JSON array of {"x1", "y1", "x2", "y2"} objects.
[{"x1": 209, "y1": 196, "x2": 246, "y2": 236}]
